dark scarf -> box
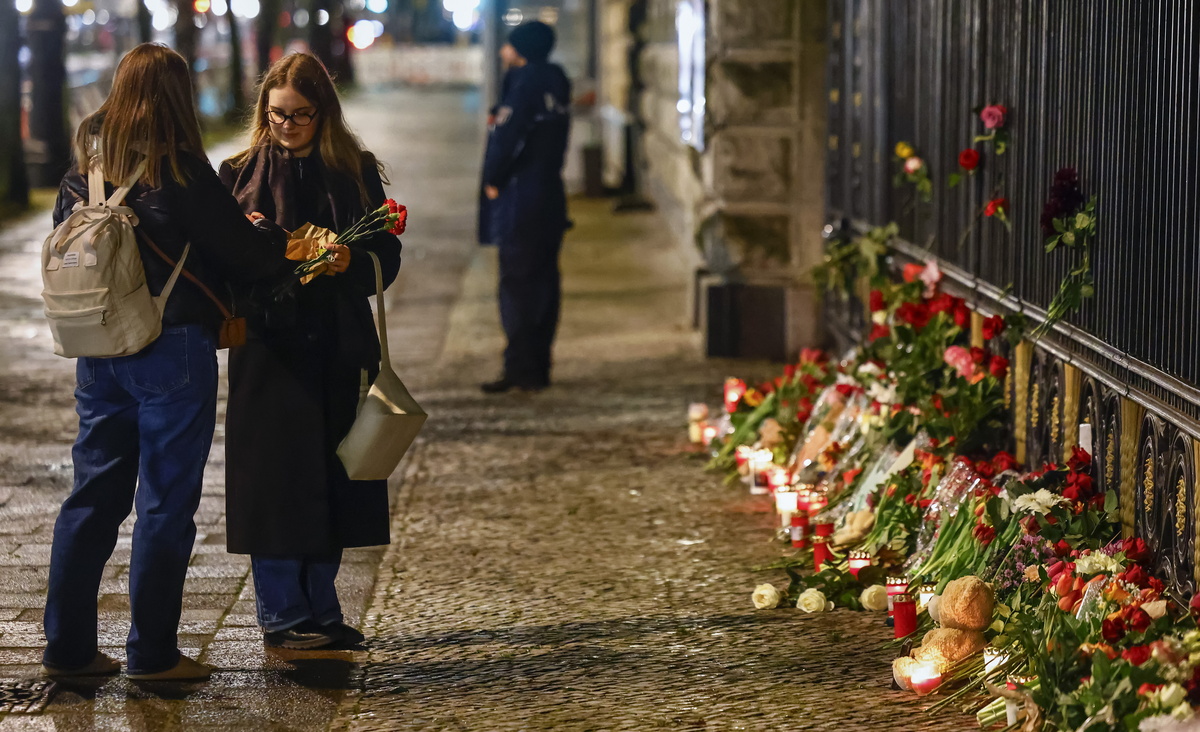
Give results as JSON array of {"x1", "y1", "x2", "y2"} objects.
[{"x1": 226, "y1": 143, "x2": 357, "y2": 233}]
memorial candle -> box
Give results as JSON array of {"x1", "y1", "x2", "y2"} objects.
[
  {"x1": 848, "y1": 551, "x2": 872, "y2": 578},
  {"x1": 724, "y1": 377, "x2": 747, "y2": 414},
  {"x1": 812, "y1": 535, "x2": 833, "y2": 570},
  {"x1": 702, "y1": 424, "x2": 718, "y2": 444},
  {"x1": 893, "y1": 592, "x2": 918, "y2": 638},
  {"x1": 746, "y1": 449, "x2": 772, "y2": 495},
  {"x1": 774, "y1": 489, "x2": 798, "y2": 528},
  {"x1": 886, "y1": 576, "x2": 909, "y2": 617},
  {"x1": 909, "y1": 661, "x2": 942, "y2": 696},
  {"x1": 790, "y1": 514, "x2": 809, "y2": 549},
  {"x1": 918, "y1": 583, "x2": 937, "y2": 610}
]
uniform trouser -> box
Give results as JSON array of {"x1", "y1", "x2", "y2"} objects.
[
  {"x1": 43, "y1": 326, "x2": 216, "y2": 674},
  {"x1": 498, "y1": 234, "x2": 563, "y2": 386}
]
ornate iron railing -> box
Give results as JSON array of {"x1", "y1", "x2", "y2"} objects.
[{"x1": 824, "y1": 0, "x2": 1200, "y2": 593}]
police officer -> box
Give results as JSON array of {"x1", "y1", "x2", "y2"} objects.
[{"x1": 479, "y1": 21, "x2": 571, "y2": 394}]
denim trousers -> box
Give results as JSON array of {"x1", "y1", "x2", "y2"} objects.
[
  {"x1": 43, "y1": 326, "x2": 217, "y2": 674},
  {"x1": 250, "y1": 553, "x2": 343, "y2": 632}
]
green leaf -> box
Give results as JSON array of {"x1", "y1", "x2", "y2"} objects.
[{"x1": 948, "y1": 172, "x2": 962, "y2": 188}]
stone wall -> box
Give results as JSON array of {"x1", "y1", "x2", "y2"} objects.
[{"x1": 634, "y1": 0, "x2": 829, "y2": 357}]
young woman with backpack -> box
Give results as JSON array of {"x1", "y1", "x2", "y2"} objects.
[
  {"x1": 218, "y1": 53, "x2": 401, "y2": 650},
  {"x1": 41, "y1": 43, "x2": 291, "y2": 681}
]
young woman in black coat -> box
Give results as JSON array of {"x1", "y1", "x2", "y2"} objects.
[
  {"x1": 43, "y1": 43, "x2": 290, "y2": 681},
  {"x1": 218, "y1": 53, "x2": 401, "y2": 649}
]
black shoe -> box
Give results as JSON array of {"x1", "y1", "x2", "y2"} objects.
[
  {"x1": 263, "y1": 620, "x2": 337, "y2": 650},
  {"x1": 322, "y1": 621, "x2": 366, "y2": 646},
  {"x1": 481, "y1": 377, "x2": 516, "y2": 394}
]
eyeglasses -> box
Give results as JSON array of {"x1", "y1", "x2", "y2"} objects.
[{"x1": 267, "y1": 109, "x2": 317, "y2": 126}]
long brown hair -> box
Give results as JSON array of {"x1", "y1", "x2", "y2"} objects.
[
  {"x1": 231, "y1": 53, "x2": 385, "y2": 205},
  {"x1": 74, "y1": 43, "x2": 206, "y2": 188}
]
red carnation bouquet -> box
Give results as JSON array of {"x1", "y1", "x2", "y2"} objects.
[{"x1": 294, "y1": 198, "x2": 407, "y2": 277}]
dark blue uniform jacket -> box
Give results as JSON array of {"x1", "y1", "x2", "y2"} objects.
[{"x1": 478, "y1": 62, "x2": 572, "y2": 246}]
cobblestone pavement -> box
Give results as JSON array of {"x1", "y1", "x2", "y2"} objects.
[
  {"x1": 0, "y1": 85, "x2": 981, "y2": 730},
  {"x1": 330, "y1": 193, "x2": 981, "y2": 730},
  {"x1": 0, "y1": 88, "x2": 481, "y2": 730}
]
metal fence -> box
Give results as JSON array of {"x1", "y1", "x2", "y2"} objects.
[{"x1": 825, "y1": 0, "x2": 1200, "y2": 593}]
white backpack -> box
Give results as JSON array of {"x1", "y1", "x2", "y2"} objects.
[{"x1": 41, "y1": 158, "x2": 189, "y2": 358}]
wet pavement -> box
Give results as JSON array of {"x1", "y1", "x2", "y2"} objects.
[{"x1": 0, "y1": 87, "x2": 977, "y2": 730}]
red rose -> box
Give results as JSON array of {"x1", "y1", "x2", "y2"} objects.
[
  {"x1": 896, "y1": 302, "x2": 931, "y2": 330},
  {"x1": 982, "y1": 314, "x2": 1005, "y2": 340},
  {"x1": 918, "y1": 498, "x2": 932, "y2": 510},
  {"x1": 992, "y1": 452, "x2": 1019, "y2": 473},
  {"x1": 1054, "y1": 540, "x2": 1072, "y2": 557},
  {"x1": 953, "y1": 301, "x2": 971, "y2": 328},
  {"x1": 1122, "y1": 645, "x2": 1152, "y2": 666},
  {"x1": 1123, "y1": 565, "x2": 1151, "y2": 589},
  {"x1": 1149, "y1": 577, "x2": 1165, "y2": 595},
  {"x1": 902, "y1": 263, "x2": 925, "y2": 283},
  {"x1": 1067, "y1": 472, "x2": 1095, "y2": 498},
  {"x1": 984, "y1": 197, "x2": 1008, "y2": 217},
  {"x1": 1101, "y1": 617, "x2": 1126, "y2": 643},
  {"x1": 969, "y1": 347, "x2": 987, "y2": 364},
  {"x1": 869, "y1": 323, "x2": 891, "y2": 341},
  {"x1": 1190, "y1": 593, "x2": 1200, "y2": 622},
  {"x1": 975, "y1": 461, "x2": 996, "y2": 479},
  {"x1": 1022, "y1": 515, "x2": 1041, "y2": 536},
  {"x1": 904, "y1": 493, "x2": 917, "y2": 505},
  {"x1": 1123, "y1": 538, "x2": 1152, "y2": 564},
  {"x1": 958, "y1": 149, "x2": 980, "y2": 171},
  {"x1": 1062, "y1": 484, "x2": 1082, "y2": 502},
  {"x1": 988, "y1": 355, "x2": 1009, "y2": 380},
  {"x1": 1068, "y1": 446, "x2": 1092, "y2": 472},
  {"x1": 927, "y1": 292, "x2": 955, "y2": 314},
  {"x1": 835, "y1": 384, "x2": 856, "y2": 398},
  {"x1": 869, "y1": 289, "x2": 885, "y2": 312},
  {"x1": 1128, "y1": 607, "x2": 1153, "y2": 633}
]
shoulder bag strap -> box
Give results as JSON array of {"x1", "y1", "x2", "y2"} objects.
[
  {"x1": 134, "y1": 230, "x2": 202, "y2": 315},
  {"x1": 366, "y1": 251, "x2": 396, "y2": 379}
]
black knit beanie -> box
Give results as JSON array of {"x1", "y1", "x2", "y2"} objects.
[{"x1": 508, "y1": 21, "x2": 556, "y2": 64}]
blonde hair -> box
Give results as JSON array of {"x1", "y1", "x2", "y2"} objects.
[
  {"x1": 230, "y1": 53, "x2": 385, "y2": 205},
  {"x1": 74, "y1": 43, "x2": 206, "y2": 188}
]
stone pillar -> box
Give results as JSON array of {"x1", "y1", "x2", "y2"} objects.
[{"x1": 636, "y1": 0, "x2": 828, "y2": 359}]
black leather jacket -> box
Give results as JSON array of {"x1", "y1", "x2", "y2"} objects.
[{"x1": 53, "y1": 152, "x2": 291, "y2": 337}]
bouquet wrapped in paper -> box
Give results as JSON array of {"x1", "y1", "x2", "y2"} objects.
[{"x1": 289, "y1": 198, "x2": 407, "y2": 283}]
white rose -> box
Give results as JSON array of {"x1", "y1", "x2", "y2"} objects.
[
  {"x1": 857, "y1": 362, "x2": 883, "y2": 377},
  {"x1": 752, "y1": 583, "x2": 782, "y2": 610},
  {"x1": 871, "y1": 310, "x2": 888, "y2": 325},
  {"x1": 1144, "y1": 600, "x2": 1169, "y2": 620},
  {"x1": 860, "y1": 585, "x2": 888, "y2": 611},
  {"x1": 1157, "y1": 684, "x2": 1188, "y2": 710},
  {"x1": 796, "y1": 588, "x2": 829, "y2": 613},
  {"x1": 927, "y1": 595, "x2": 941, "y2": 624}
]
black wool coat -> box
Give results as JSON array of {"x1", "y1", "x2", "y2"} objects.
[{"x1": 218, "y1": 144, "x2": 401, "y2": 556}]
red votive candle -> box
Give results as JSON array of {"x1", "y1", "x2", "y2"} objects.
[
  {"x1": 886, "y1": 576, "x2": 909, "y2": 618},
  {"x1": 724, "y1": 377, "x2": 747, "y2": 414},
  {"x1": 814, "y1": 522, "x2": 834, "y2": 537},
  {"x1": 790, "y1": 514, "x2": 809, "y2": 548},
  {"x1": 848, "y1": 551, "x2": 871, "y2": 578},
  {"x1": 812, "y1": 535, "x2": 833, "y2": 570},
  {"x1": 910, "y1": 661, "x2": 942, "y2": 696},
  {"x1": 893, "y1": 592, "x2": 918, "y2": 638}
]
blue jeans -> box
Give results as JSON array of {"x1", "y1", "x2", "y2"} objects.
[
  {"x1": 43, "y1": 326, "x2": 217, "y2": 674},
  {"x1": 250, "y1": 553, "x2": 343, "y2": 632}
]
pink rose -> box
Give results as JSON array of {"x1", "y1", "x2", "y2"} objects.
[
  {"x1": 980, "y1": 104, "x2": 1008, "y2": 130},
  {"x1": 944, "y1": 346, "x2": 976, "y2": 380},
  {"x1": 903, "y1": 157, "x2": 924, "y2": 175},
  {"x1": 919, "y1": 260, "x2": 942, "y2": 298}
]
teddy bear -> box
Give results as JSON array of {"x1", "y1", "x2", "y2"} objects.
[{"x1": 892, "y1": 575, "x2": 995, "y2": 691}]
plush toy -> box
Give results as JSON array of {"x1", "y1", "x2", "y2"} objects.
[
  {"x1": 832, "y1": 510, "x2": 875, "y2": 547},
  {"x1": 892, "y1": 576, "x2": 995, "y2": 691},
  {"x1": 758, "y1": 418, "x2": 785, "y2": 450}
]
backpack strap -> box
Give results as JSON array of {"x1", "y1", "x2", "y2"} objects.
[
  {"x1": 155, "y1": 243, "x2": 190, "y2": 313},
  {"x1": 106, "y1": 159, "x2": 148, "y2": 208}
]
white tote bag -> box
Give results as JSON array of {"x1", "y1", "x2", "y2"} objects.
[{"x1": 337, "y1": 251, "x2": 427, "y2": 480}]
